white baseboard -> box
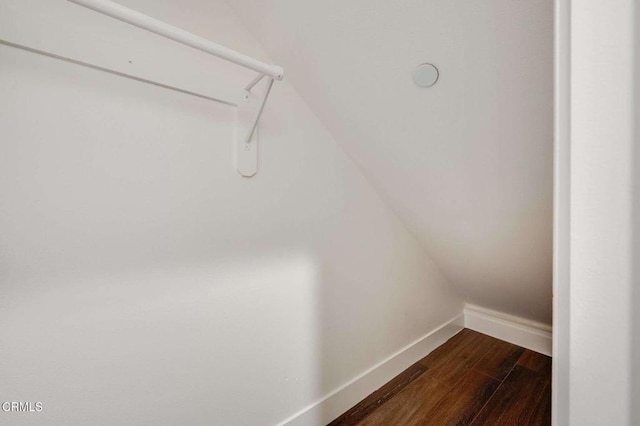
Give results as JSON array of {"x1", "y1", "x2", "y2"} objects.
[
  {"x1": 279, "y1": 306, "x2": 551, "y2": 426},
  {"x1": 463, "y1": 304, "x2": 552, "y2": 356},
  {"x1": 279, "y1": 313, "x2": 464, "y2": 426}
]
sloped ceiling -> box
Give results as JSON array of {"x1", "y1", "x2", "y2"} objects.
[{"x1": 229, "y1": 0, "x2": 553, "y2": 323}]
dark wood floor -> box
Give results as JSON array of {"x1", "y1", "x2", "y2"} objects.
[{"x1": 329, "y1": 329, "x2": 551, "y2": 425}]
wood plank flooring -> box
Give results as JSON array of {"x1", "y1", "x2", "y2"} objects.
[{"x1": 329, "y1": 329, "x2": 551, "y2": 426}]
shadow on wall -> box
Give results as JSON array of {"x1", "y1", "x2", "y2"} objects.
[{"x1": 1, "y1": 249, "x2": 323, "y2": 425}]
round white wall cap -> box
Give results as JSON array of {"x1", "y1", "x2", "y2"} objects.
[{"x1": 413, "y1": 63, "x2": 439, "y2": 87}]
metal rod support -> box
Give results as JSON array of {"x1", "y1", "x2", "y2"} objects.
[
  {"x1": 245, "y1": 73, "x2": 266, "y2": 92},
  {"x1": 245, "y1": 77, "x2": 275, "y2": 144},
  {"x1": 0, "y1": 38, "x2": 238, "y2": 106}
]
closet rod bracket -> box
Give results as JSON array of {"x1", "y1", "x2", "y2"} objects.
[
  {"x1": 67, "y1": 0, "x2": 284, "y2": 177},
  {"x1": 235, "y1": 76, "x2": 275, "y2": 177}
]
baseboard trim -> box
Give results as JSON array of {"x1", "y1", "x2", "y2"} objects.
[
  {"x1": 463, "y1": 304, "x2": 552, "y2": 356},
  {"x1": 279, "y1": 313, "x2": 465, "y2": 426}
]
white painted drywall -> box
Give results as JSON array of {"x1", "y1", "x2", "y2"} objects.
[
  {"x1": 633, "y1": 3, "x2": 640, "y2": 423},
  {"x1": 228, "y1": 0, "x2": 555, "y2": 324},
  {"x1": 552, "y1": 0, "x2": 570, "y2": 424},
  {"x1": 0, "y1": 1, "x2": 463, "y2": 424},
  {"x1": 568, "y1": 0, "x2": 636, "y2": 424}
]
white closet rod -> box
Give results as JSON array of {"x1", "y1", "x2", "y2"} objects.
[
  {"x1": 67, "y1": 0, "x2": 284, "y2": 80},
  {"x1": 0, "y1": 39, "x2": 238, "y2": 106}
]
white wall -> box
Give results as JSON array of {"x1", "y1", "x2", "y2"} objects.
[
  {"x1": 552, "y1": 0, "x2": 570, "y2": 423},
  {"x1": 633, "y1": 3, "x2": 640, "y2": 423},
  {"x1": 0, "y1": 1, "x2": 462, "y2": 425},
  {"x1": 229, "y1": 0, "x2": 554, "y2": 325},
  {"x1": 567, "y1": 0, "x2": 637, "y2": 424}
]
